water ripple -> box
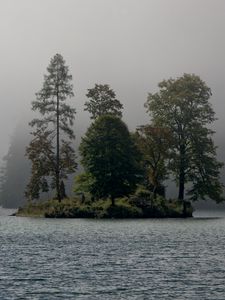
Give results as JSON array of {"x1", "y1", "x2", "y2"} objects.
[{"x1": 0, "y1": 213, "x2": 225, "y2": 299}]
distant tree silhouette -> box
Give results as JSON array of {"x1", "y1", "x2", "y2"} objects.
[{"x1": 0, "y1": 124, "x2": 30, "y2": 208}]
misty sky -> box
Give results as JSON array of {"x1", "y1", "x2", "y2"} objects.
[{"x1": 0, "y1": 0, "x2": 225, "y2": 161}]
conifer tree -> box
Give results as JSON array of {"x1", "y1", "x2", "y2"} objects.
[
  {"x1": 26, "y1": 54, "x2": 76, "y2": 201},
  {"x1": 79, "y1": 115, "x2": 140, "y2": 206}
]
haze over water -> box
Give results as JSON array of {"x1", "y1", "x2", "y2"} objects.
[
  {"x1": 0, "y1": 1, "x2": 225, "y2": 298},
  {"x1": 0, "y1": 0, "x2": 225, "y2": 162}
]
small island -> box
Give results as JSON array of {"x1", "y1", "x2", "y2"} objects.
[
  {"x1": 16, "y1": 194, "x2": 193, "y2": 219},
  {"x1": 14, "y1": 56, "x2": 223, "y2": 218}
]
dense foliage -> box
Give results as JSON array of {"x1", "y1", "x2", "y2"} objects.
[
  {"x1": 1, "y1": 68, "x2": 224, "y2": 215},
  {"x1": 16, "y1": 196, "x2": 193, "y2": 219},
  {"x1": 135, "y1": 126, "x2": 172, "y2": 198},
  {"x1": 145, "y1": 74, "x2": 224, "y2": 205},
  {"x1": 79, "y1": 115, "x2": 141, "y2": 205}
]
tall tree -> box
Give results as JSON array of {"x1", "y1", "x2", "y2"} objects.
[
  {"x1": 26, "y1": 54, "x2": 77, "y2": 201},
  {"x1": 135, "y1": 125, "x2": 172, "y2": 198},
  {"x1": 0, "y1": 122, "x2": 30, "y2": 208},
  {"x1": 84, "y1": 84, "x2": 123, "y2": 119},
  {"x1": 145, "y1": 74, "x2": 224, "y2": 207},
  {"x1": 79, "y1": 115, "x2": 140, "y2": 205}
]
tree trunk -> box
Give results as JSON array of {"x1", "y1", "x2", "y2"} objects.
[
  {"x1": 111, "y1": 195, "x2": 115, "y2": 206},
  {"x1": 178, "y1": 173, "x2": 185, "y2": 201},
  {"x1": 56, "y1": 90, "x2": 61, "y2": 202},
  {"x1": 182, "y1": 200, "x2": 187, "y2": 217},
  {"x1": 153, "y1": 186, "x2": 157, "y2": 199},
  {"x1": 178, "y1": 144, "x2": 185, "y2": 215}
]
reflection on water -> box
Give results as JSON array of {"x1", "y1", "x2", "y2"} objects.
[
  {"x1": 0, "y1": 208, "x2": 225, "y2": 299},
  {"x1": 0, "y1": 207, "x2": 17, "y2": 216}
]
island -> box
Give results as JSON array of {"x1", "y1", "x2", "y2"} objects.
[
  {"x1": 5, "y1": 60, "x2": 222, "y2": 216},
  {"x1": 16, "y1": 193, "x2": 193, "y2": 218}
]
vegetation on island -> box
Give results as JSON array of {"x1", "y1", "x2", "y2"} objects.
[
  {"x1": 78, "y1": 115, "x2": 141, "y2": 206},
  {"x1": 16, "y1": 191, "x2": 193, "y2": 218},
  {"x1": 5, "y1": 54, "x2": 223, "y2": 218}
]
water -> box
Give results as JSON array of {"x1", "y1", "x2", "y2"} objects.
[{"x1": 1, "y1": 209, "x2": 225, "y2": 299}]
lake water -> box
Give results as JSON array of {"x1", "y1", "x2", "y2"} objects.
[{"x1": 1, "y1": 208, "x2": 225, "y2": 299}]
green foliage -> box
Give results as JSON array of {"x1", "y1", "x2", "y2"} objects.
[
  {"x1": 145, "y1": 73, "x2": 224, "y2": 202},
  {"x1": 84, "y1": 84, "x2": 123, "y2": 119},
  {"x1": 16, "y1": 196, "x2": 192, "y2": 218},
  {"x1": 79, "y1": 115, "x2": 141, "y2": 204},
  {"x1": 105, "y1": 201, "x2": 142, "y2": 218},
  {"x1": 45, "y1": 201, "x2": 96, "y2": 218},
  {"x1": 74, "y1": 173, "x2": 94, "y2": 195},
  {"x1": 129, "y1": 188, "x2": 193, "y2": 218},
  {"x1": 26, "y1": 129, "x2": 54, "y2": 199},
  {"x1": 26, "y1": 54, "x2": 77, "y2": 201},
  {"x1": 135, "y1": 125, "x2": 172, "y2": 197}
]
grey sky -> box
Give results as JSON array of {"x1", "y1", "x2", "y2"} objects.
[{"x1": 0, "y1": 0, "x2": 225, "y2": 160}]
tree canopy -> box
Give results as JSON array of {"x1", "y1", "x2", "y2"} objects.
[
  {"x1": 84, "y1": 84, "x2": 123, "y2": 119},
  {"x1": 79, "y1": 115, "x2": 141, "y2": 205},
  {"x1": 145, "y1": 73, "x2": 224, "y2": 204},
  {"x1": 135, "y1": 125, "x2": 172, "y2": 198}
]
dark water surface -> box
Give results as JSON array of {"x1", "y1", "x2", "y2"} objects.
[{"x1": 1, "y1": 209, "x2": 225, "y2": 299}]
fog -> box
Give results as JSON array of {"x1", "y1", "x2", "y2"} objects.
[{"x1": 0, "y1": 0, "x2": 225, "y2": 162}]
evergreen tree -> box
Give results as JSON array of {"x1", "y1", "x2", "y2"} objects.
[
  {"x1": 145, "y1": 74, "x2": 224, "y2": 210},
  {"x1": 26, "y1": 54, "x2": 77, "y2": 201},
  {"x1": 84, "y1": 84, "x2": 123, "y2": 119},
  {"x1": 79, "y1": 115, "x2": 140, "y2": 205}
]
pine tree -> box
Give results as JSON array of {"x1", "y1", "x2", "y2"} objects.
[{"x1": 26, "y1": 54, "x2": 77, "y2": 201}]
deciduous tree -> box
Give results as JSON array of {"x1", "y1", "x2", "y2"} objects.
[
  {"x1": 145, "y1": 74, "x2": 224, "y2": 210},
  {"x1": 84, "y1": 84, "x2": 123, "y2": 119},
  {"x1": 135, "y1": 125, "x2": 172, "y2": 198}
]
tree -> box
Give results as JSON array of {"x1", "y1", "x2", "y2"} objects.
[
  {"x1": 74, "y1": 172, "x2": 95, "y2": 202},
  {"x1": 79, "y1": 115, "x2": 140, "y2": 205},
  {"x1": 0, "y1": 122, "x2": 30, "y2": 208},
  {"x1": 135, "y1": 125, "x2": 172, "y2": 198},
  {"x1": 26, "y1": 54, "x2": 77, "y2": 201},
  {"x1": 84, "y1": 84, "x2": 123, "y2": 119},
  {"x1": 145, "y1": 74, "x2": 224, "y2": 208}
]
